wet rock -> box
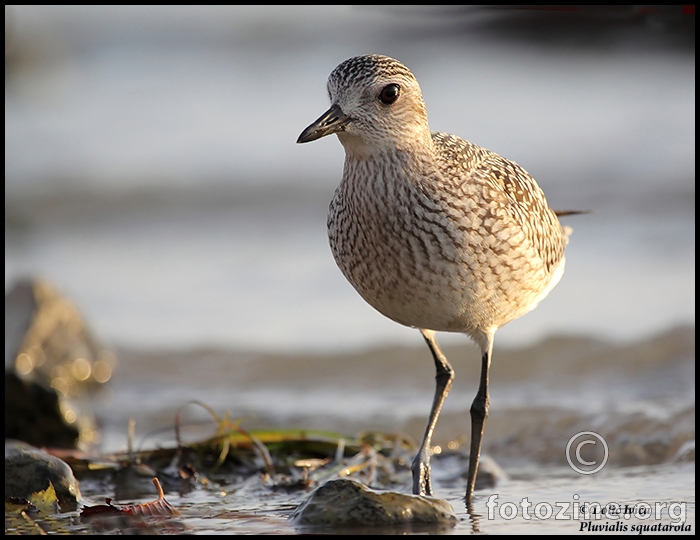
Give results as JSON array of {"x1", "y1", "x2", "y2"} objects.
[
  {"x1": 5, "y1": 279, "x2": 115, "y2": 449},
  {"x1": 113, "y1": 461, "x2": 161, "y2": 501},
  {"x1": 475, "y1": 454, "x2": 507, "y2": 489},
  {"x1": 433, "y1": 451, "x2": 506, "y2": 490},
  {"x1": 290, "y1": 478, "x2": 456, "y2": 527},
  {"x1": 5, "y1": 440, "x2": 82, "y2": 512},
  {"x1": 5, "y1": 370, "x2": 80, "y2": 449}
]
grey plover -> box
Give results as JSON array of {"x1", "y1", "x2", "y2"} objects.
[{"x1": 297, "y1": 54, "x2": 570, "y2": 505}]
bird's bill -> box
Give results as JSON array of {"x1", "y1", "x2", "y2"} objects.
[{"x1": 297, "y1": 103, "x2": 350, "y2": 144}]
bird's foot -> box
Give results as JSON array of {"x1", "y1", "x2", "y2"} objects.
[{"x1": 411, "y1": 457, "x2": 433, "y2": 496}]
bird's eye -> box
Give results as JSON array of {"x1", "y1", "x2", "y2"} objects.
[{"x1": 379, "y1": 84, "x2": 400, "y2": 105}]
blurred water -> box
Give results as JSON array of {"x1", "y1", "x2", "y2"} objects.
[
  {"x1": 5, "y1": 9, "x2": 694, "y2": 533},
  {"x1": 5, "y1": 6, "x2": 695, "y2": 354},
  {"x1": 102, "y1": 325, "x2": 694, "y2": 463}
]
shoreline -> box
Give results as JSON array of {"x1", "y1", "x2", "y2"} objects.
[{"x1": 96, "y1": 324, "x2": 695, "y2": 466}]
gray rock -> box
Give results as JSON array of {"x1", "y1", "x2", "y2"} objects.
[
  {"x1": 5, "y1": 440, "x2": 82, "y2": 512},
  {"x1": 290, "y1": 478, "x2": 456, "y2": 527},
  {"x1": 433, "y1": 451, "x2": 506, "y2": 490}
]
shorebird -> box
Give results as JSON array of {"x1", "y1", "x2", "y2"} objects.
[{"x1": 297, "y1": 54, "x2": 570, "y2": 505}]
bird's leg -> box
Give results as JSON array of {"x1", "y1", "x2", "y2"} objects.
[
  {"x1": 465, "y1": 334, "x2": 494, "y2": 506},
  {"x1": 412, "y1": 329, "x2": 455, "y2": 496}
]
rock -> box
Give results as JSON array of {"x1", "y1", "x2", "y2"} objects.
[
  {"x1": 5, "y1": 440, "x2": 82, "y2": 512},
  {"x1": 432, "y1": 451, "x2": 506, "y2": 490},
  {"x1": 5, "y1": 371, "x2": 80, "y2": 449},
  {"x1": 289, "y1": 478, "x2": 456, "y2": 527},
  {"x1": 5, "y1": 279, "x2": 115, "y2": 449}
]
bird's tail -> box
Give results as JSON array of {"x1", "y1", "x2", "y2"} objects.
[
  {"x1": 554, "y1": 209, "x2": 592, "y2": 217},
  {"x1": 554, "y1": 209, "x2": 591, "y2": 243}
]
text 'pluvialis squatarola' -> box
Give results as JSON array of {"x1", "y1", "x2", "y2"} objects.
[{"x1": 297, "y1": 54, "x2": 571, "y2": 506}]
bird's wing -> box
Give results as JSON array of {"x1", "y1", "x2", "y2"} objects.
[
  {"x1": 431, "y1": 132, "x2": 567, "y2": 272},
  {"x1": 475, "y1": 152, "x2": 568, "y2": 272}
]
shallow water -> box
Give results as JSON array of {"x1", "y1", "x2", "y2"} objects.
[
  {"x1": 67, "y1": 462, "x2": 693, "y2": 534},
  {"x1": 66, "y1": 326, "x2": 693, "y2": 533},
  {"x1": 468, "y1": 463, "x2": 695, "y2": 535}
]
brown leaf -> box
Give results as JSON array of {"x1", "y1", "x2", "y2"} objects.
[{"x1": 81, "y1": 478, "x2": 180, "y2": 518}]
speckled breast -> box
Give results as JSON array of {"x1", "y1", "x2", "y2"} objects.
[{"x1": 326, "y1": 172, "x2": 560, "y2": 334}]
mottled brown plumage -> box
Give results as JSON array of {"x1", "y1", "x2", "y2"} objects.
[{"x1": 298, "y1": 54, "x2": 570, "y2": 506}]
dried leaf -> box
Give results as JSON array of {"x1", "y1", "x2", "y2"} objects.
[{"x1": 81, "y1": 478, "x2": 179, "y2": 519}]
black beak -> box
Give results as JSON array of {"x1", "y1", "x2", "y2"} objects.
[{"x1": 297, "y1": 103, "x2": 351, "y2": 144}]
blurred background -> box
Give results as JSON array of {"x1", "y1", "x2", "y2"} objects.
[
  {"x1": 5, "y1": 6, "x2": 694, "y2": 354},
  {"x1": 5, "y1": 8, "x2": 695, "y2": 533}
]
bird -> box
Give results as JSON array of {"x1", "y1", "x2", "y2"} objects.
[{"x1": 297, "y1": 54, "x2": 570, "y2": 506}]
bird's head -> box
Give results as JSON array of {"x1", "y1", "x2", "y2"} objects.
[{"x1": 297, "y1": 55, "x2": 431, "y2": 157}]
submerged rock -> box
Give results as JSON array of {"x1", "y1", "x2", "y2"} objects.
[
  {"x1": 290, "y1": 478, "x2": 456, "y2": 527},
  {"x1": 432, "y1": 451, "x2": 506, "y2": 491}
]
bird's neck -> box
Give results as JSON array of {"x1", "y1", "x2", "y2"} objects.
[
  {"x1": 337, "y1": 130, "x2": 434, "y2": 163},
  {"x1": 340, "y1": 141, "x2": 436, "y2": 198}
]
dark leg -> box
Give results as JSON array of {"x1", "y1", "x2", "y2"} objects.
[
  {"x1": 412, "y1": 329, "x2": 455, "y2": 496},
  {"x1": 465, "y1": 334, "x2": 494, "y2": 506}
]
